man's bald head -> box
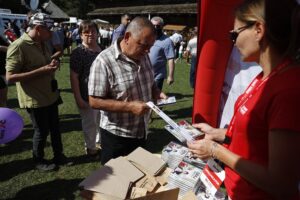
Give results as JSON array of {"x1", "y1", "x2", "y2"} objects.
[{"x1": 126, "y1": 17, "x2": 156, "y2": 39}]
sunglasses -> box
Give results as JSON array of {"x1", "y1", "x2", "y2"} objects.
[{"x1": 229, "y1": 23, "x2": 255, "y2": 44}]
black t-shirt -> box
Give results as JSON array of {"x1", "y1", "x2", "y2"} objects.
[{"x1": 0, "y1": 36, "x2": 9, "y2": 75}]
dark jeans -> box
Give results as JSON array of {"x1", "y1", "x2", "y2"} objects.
[
  {"x1": 190, "y1": 55, "x2": 197, "y2": 88},
  {"x1": 100, "y1": 128, "x2": 146, "y2": 165},
  {"x1": 154, "y1": 78, "x2": 164, "y2": 91},
  {"x1": 27, "y1": 102, "x2": 63, "y2": 162}
]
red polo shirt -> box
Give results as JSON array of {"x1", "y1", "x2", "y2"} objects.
[{"x1": 224, "y1": 66, "x2": 300, "y2": 200}]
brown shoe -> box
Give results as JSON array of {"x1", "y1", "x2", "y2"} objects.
[{"x1": 86, "y1": 148, "x2": 100, "y2": 156}]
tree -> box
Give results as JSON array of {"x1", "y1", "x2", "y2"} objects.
[{"x1": 52, "y1": 0, "x2": 96, "y2": 18}]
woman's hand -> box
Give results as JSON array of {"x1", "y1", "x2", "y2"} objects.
[
  {"x1": 187, "y1": 139, "x2": 216, "y2": 160},
  {"x1": 193, "y1": 123, "x2": 226, "y2": 142}
]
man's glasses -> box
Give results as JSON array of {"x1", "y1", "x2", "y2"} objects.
[
  {"x1": 82, "y1": 30, "x2": 97, "y2": 36},
  {"x1": 229, "y1": 23, "x2": 255, "y2": 44},
  {"x1": 131, "y1": 37, "x2": 153, "y2": 50}
]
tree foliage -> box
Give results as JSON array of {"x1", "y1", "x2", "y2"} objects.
[{"x1": 52, "y1": 0, "x2": 97, "y2": 19}]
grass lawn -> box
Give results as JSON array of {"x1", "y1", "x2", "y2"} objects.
[{"x1": 0, "y1": 56, "x2": 194, "y2": 200}]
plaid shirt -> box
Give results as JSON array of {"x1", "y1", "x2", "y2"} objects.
[{"x1": 88, "y1": 40, "x2": 155, "y2": 138}]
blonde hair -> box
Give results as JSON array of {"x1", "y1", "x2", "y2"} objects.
[
  {"x1": 236, "y1": 0, "x2": 300, "y2": 61},
  {"x1": 235, "y1": 0, "x2": 264, "y2": 25}
]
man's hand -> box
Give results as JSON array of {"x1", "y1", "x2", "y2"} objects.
[
  {"x1": 43, "y1": 59, "x2": 60, "y2": 74},
  {"x1": 167, "y1": 76, "x2": 174, "y2": 85},
  {"x1": 158, "y1": 92, "x2": 168, "y2": 100},
  {"x1": 76, "y1": 98, "x2": 89, "y2": 109},
  {"x1": 129, "y1": 101, "x2": 149, "y2": 116}
]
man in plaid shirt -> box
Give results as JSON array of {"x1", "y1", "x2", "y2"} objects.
[{"x1": 88, "y1": 17, "x2": 167, "y2": 164}]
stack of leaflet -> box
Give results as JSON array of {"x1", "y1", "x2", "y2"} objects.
[
  {"x1": 183, "y1": 151, "x2": 207, "y2": 170},
  {"x1": 162, "y1": 141, "x2": 207, "y2": 170},
  {"x1": 167, "y1": 161, "x2": 202, "y2": 198},
  {"x1": 161, "y1": 141, "x2": 189, "y2": 169},
  {"x1": 194, "y1": 181, "x2": 227, "y2": 200}
]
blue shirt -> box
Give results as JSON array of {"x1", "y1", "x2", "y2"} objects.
[
  {"x1": 149, "y1": 34, "x2": 175, "y2": 80},
  {"x1": 111, "y1": 24, "x2": 126, "y2": 44}
]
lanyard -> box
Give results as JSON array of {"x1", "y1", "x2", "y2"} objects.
[{"x1": 224, "y1": 58, "x2": 292, "y2": 147}]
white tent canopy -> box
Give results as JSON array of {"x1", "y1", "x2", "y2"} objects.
[{"x1": 93, "y1": 18, "x2": 109, "y2": 24}]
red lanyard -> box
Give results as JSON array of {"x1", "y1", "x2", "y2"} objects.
[{"x1": 224, "y1": 58, "x2": 292, "y2": 146}]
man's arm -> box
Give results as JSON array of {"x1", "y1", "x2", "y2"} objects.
[
  {"x1": 6, "y1": 59, "x2": 59, "y2": 83},
  {"x1": 51, "y1": 44, "x2": 63, "y2": 60},
  {"x1": 167, "y1": 59, "x2": 175, "y2": 85},
  {"x1": 89, "y1": 96, "x2": 149, "y2": 116}
]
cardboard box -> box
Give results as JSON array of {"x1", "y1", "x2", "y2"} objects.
[
  {"x1": 80, "y1": 188, "x2": 179, "y2": 200},
  {"x1": 79, "y1": 148, "x2": 179, "y2": 200}
]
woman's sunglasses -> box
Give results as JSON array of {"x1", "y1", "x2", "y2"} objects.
[{"x1": 229, "y1": 23, "x2": 255, "y2": 44}]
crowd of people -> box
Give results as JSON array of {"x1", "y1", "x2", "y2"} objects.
[{"x1": 1, "y1": 0, "x2": 300, "y2": 199}]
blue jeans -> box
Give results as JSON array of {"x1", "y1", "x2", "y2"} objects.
[
  {"x1": 27, "y1": 102, "x2": 63, "y2": 162},
  {"x1": 190, "y1": 56, "x2": 197, "y2": 88}
]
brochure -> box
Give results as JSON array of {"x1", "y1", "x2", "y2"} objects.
[
  {"x1": 157, "y1": 96, "x2": 176, "y2": 106},
  {"x1": 147, "y1": 102, "x2": 203, "y2": 142}
]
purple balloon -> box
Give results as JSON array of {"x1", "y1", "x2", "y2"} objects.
[{"x1": 0, "y1": 108, "x2": 24, "y2": 144}]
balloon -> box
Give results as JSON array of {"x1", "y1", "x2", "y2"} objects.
[{"x1": 0, "y1": 108, "x2": 24, "y2": 144}]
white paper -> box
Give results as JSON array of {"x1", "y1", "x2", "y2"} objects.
[
  {"x1": 146, "y1": 101, "x2": 194, "y2": 142},
  {"x1": 157, "y1": 96, "x2": 176, "y2": 106}
]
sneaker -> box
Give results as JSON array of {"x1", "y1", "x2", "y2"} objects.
[
  {"x1": 53, "y1": 154, "x2": 74, "y2": 166},
  {"x1": 35, "y1": 159, "x2": 57, "y2": 172}
]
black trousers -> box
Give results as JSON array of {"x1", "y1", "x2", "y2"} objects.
[
  {"x1": 27, "y1": 102, "x2": 63, "y2": 162},
  {"x1": 100, "y1": 128, "x2": 146, "y2": 165}
]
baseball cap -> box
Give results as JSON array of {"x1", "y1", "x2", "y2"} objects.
[{"x1": 29, "y1": 13, "x2": 54, "y2": 29}]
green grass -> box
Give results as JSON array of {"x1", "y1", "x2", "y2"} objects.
[{"x1": 0, "y1": 56, "x2": 194, "y2": 200}]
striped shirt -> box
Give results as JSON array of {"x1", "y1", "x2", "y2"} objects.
[{"x1": 88, "y1": 40, "x2": 155, "y2": 138}]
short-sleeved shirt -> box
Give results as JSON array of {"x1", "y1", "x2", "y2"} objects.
[
  {"x1": 148, "y1": 34, "x2": 175, "y2": 80},
  {"x1": 88, "y1": 39, "x2": 156, "y2": 138},
  {"x1": 225, "y1": 66, "x2": 300, "y2": 200},
  {"x1": 6, "y1": 33, "x2": 59, "y2": 108},
  {"x1": 46, "y1": 31, "x2": 62, "y2": 54},
  {"x1": 70, "y1": 44, "x2": 101, "y2": 101},
  {"x1": 186, "y1": 37, "x2": 197, "y2": 57},
  {"x1": 111, "y1": 24, "x2": 126, "y2": 44}
]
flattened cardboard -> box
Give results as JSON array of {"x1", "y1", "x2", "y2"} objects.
[
  {"x1": 106, "y1": 157, "x2": 144, "y2": 182},
  {"x1": 81, "y1": 190, "x2": 124, "y2": 200},
  {"x1": 155, "y1": 167, "x2": 172, "y2": 186},
  {"x1": 130, "y1": 187, "x2": 148, "y2": 199},
  {"x1": 132, "y1": 188, "x2": 179, "y2": 200},
  {"x1": 79, "y1": 167, "x2": 130, "y2": 199},
  {"x1": 181, "y1": 190, "x2": 197, "y2": 200},
  {"x1": 81, "y1": 188, "x2": 179, "y2": 200},
  {"x1": 135, "y1": 175, "x2": 158, "y2": 192},
  {"x1": 79, "y1": 157, "x2": 144, "y2": 199},
  {"x1": 127, "y1": 147, "x2": 166, "y2": 176}
]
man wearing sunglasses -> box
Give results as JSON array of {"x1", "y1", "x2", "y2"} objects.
[
  {"x1": 6, "y1": 13, "x2": 71, "y2": 171},
  {"x1": 149, "y1": 16, "x2": 175, "y2": 90}
]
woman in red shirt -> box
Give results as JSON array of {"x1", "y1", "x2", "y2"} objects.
[{"x1": 188, "y1": 0, "x2": 300, "y2": 199}]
